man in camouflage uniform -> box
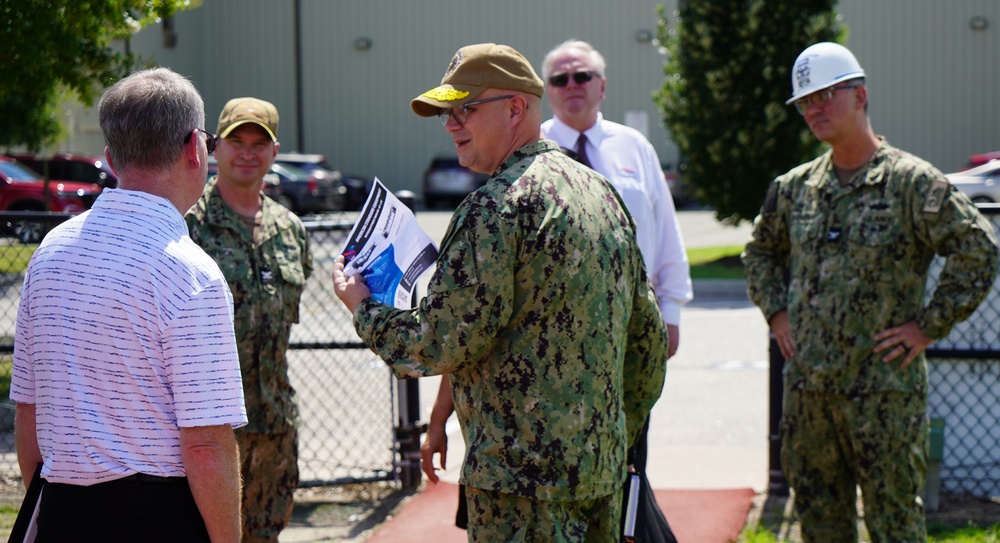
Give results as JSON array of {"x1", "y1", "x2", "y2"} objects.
[
  {"x1": 186, "y1": 97, "x2": 312, "y2": 543},
  {"x1": 742, "y1": 43, "x2": 998, "y2": 542},
  {"x1": 333, "y1": 43, "x2": 668, "y2": 543}
]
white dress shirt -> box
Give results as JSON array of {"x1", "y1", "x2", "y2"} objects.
[{"x1": 542, "y1": 113, "x2": 693, "y2": 324}]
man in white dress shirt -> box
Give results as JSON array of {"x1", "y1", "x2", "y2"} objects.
[{"x1": 540, "y1": 39, "x2": 692, "y2": 344}]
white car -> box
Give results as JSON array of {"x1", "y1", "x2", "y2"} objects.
[{"x1": 946, "y1": 161, "x2": 1000, "y2": 204}]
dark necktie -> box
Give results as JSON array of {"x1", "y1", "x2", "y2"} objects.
[{"x1": 575, "y1": 133, "x2": 592, "y2": 168}]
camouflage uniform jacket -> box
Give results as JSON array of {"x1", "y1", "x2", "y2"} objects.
[
  {"x1": 353, "y1": 140, "x2": 668, "y2": 501},
  {"x1": 743, "y1": 139, "x2": 998, "y2": 395},
  {"x1": 186, "y1": 178, "x2": 313, "y2": 434}
]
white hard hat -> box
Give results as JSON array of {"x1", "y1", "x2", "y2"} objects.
[{"x1": 786, "y1": 42, "x2": 865, "y2": 105}]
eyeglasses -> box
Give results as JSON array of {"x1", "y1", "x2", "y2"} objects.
[
  {"x1": 438, "y1": 95, "x2": 514, "y2": 127},
  {"x1": 548, "y1": 71, "x2": 597, "y2": 88},
  {"x1": 184, "y1": 128, "x2": 219, "y2": 154},
  {"x1": 793, "y1": 84, "x2": 860, "y2": 115}
]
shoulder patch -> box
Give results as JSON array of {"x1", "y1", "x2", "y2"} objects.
[
  {"x1": 763, "y1": 181, "x2": 780, "y2": 213},
  {"x1": 923, "y1": 179, "x2": 948, "y2": 213}
]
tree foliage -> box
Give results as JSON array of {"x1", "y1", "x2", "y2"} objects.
[
  {"x1": 653, "y1": 1, "x2": 844, "y2": 224},
  {"x1": 0, "y1": 0, "x2": 200, "y2": 150}
]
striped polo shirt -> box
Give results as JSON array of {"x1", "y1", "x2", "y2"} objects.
[{"x1": 11, "y1": 188, "x2": 247, "y2": 485}]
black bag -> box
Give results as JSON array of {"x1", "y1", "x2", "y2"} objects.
[
  {"x1": 621, "y1": 467, "x2": 678, "y2": 543},
  {"x1": 8, "y1": 463, "x2": 44, "y2": 543},
  {"x1": 621, "y1": 422, "x2": 678, "y2": 543}
]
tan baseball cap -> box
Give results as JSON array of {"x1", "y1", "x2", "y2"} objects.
[
  {"x1": 411, "y1": 43, "x2": 544, "y2": 117},
  {"x1": 217, "y1": 97, "x2": 279, "y2": 141}
]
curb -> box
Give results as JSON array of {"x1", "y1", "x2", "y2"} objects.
[{"x1": 692, "y1": 279, "x2": 748, "y2": 301}]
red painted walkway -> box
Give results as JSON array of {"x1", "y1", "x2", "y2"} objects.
[{"x1": 367, "y1": 481, "x2": 755, "y2": 543}]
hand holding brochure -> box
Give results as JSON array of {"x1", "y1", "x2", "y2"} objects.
[{"x1": 340, "y1": 178, "x2": 438, "y2": 309}]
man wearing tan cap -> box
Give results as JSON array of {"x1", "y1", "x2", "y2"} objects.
[
  {"x1": 332, "y1": 43, "x2": 668, "y2": 542},
  {"x1": 186, "y1": 97, "x2": 312, "y2": 543}
]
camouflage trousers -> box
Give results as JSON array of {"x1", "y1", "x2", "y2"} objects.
[
  {"x1": 237, "y1": 428, "x2": 299, "y2": 543},
  {"x1": 464, "y1": 485, "x2": 620, "y2": 543},
  {"x1": 781, "y1": 386, "x2": 927, "y2": 543}
]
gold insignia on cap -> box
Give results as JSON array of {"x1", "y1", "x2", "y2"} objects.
[
  {"x1": 422, "y1": 88, "x2": 470, "y2": 102},
  {"x1": 444, "y1": 50, "x2": 463, "y2": 78}
]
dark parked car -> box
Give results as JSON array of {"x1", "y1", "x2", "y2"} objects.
[
  {"x1": 275, "y1": 152, "x2": 370, "y2": 211},
  {"x1": 0, "y1": 157, "x2": 103, "y2": 243},
  {"x1": 269, "y1": 162, "x2": 345, "y2": 214},
  {"x1": 422, "y1": 156, "x2": 488, "y2": 209},
  {"x1": 5, "y1": 152, "x2": 119, "y2": 188},
  {"x1": 662, "y1": 161, "x2": 695, "y2": 208}
]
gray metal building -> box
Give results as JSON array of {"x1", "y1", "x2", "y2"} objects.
[{"x1": 59, "y1": 0, "x2": 999, "y2": 198}]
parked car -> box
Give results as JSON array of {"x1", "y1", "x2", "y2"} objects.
[
  {"x1": 422, "y1": 156, "x2": 489, "y2": 209},
  {"x1": 269, "y1": 162, "x2": 345, "y2": 214},
  {"x1": 275, "y1": 152, "x2": 368, "y2": 211},
  {"x1": 662, "y1": 160, "x2": 695, "y2": 208},
  {"x1": 960, "y1": 150, "x2": 1000, "y2": 171},
  {"x1": 946, "y1": 161, "x2": 1000, "y2": 204},
  {"x1": 5, "y1": 152, "x2": 119, "y2": 188},
  {"x1": 0, "y1": 157, "x2": 103, "y2": 243}
]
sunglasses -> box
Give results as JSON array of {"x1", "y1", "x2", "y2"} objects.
[
  {"x1": 548, "y1": 70, "x2": 597, "y2": 88},
  {"x1": 184, "y1": 128, "x2": 219, "y2": 154}
]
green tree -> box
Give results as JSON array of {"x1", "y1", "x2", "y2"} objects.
[
  {"x1": 654, "y1": 1, "x2": 844, "y2": 224},
  {"x1": 0, "y1": 0, "x2": 200, "y2": 150}
]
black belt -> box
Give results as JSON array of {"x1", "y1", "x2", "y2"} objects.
[{"x1": 116, "y1": 473, "x2": 188, "y2": 484}]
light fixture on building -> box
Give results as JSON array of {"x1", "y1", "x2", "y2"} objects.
[
  {"x1": 634, "y1": 29, "x2": 654, "y2": 43},
  {"x1": 969, "y1": 16, "x2": 988, "y2": 31},
  {"x1": 353, "y1": 37, "x2": 373, "y2": 51}
]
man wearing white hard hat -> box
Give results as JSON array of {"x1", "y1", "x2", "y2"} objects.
[{"x1": 743, "y1": 42, "x2": 998, "y2": 542}]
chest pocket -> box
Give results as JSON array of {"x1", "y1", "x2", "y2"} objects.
[
  {"x1": 790, "y1": 209, "x2": 823, "y2": 249},
  {"x1": 611, "y1": 180, "x2": 651, "y2": 225},
  {"x1": 847, "y1": 210, "x2": 899, "y2": 247},
  {"x1": 273, "y1": 245, "x2": 306, "y2": 323}
]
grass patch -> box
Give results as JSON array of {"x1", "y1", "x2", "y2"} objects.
[
  {"x1": 928, "y1": 522, "x2": 1000, "y2": 542},
  {"x1": 0, "y1": 356, "x2": 10, "y2": 402},
  {"x1": 0, "y1": 245, "x2": 34, "y2": 274},
  {"x1": 688, "y1": 244, "x2": 745, "y2": 280},
  {"x1": 740, "y1": 522, "x2": 1000, "y2": 542}
]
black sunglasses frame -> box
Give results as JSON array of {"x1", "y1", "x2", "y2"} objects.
[
  {"x1": 548, "y1": 71, "x2": 597, "y2": 88},
  {"x1": 184, "y1": 128, "x2": 219, "y2": 154},
  {"x1": 437, "y1": 95, "x2": 515, "y2": 127}
]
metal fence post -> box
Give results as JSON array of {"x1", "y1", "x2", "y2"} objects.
[
  {"x1": 768, "y1": 333, "x2": 790, "y2": 496},
  {"x1": 392, "y1": 190, "x2": 425, "y2": 489}
]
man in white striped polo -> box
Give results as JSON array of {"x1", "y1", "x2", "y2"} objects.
[{"x1": 10, "y1": 67, "x2": 248, "y2": 542}]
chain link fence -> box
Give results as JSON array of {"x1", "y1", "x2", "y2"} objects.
[
  {"x1": 925, "y1": 205, "x2": 1000, "y2": 498},
  {"x1": 0, "y1": 210, "x2": 406, "y2": 487},
  {"x1": 2, "y1": 206, "x2": 999, "y2": 497}
]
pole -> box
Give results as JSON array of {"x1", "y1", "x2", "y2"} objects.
[
  {"x1": 393, "y1": 190, "x2": 424, "y2": 488},
  {"x1": 768, "y1": 332, "x2": 789, "y2": 496}
]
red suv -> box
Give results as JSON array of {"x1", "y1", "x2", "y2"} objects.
[
  {"x1": 5, "y1": 152, "x2": 119, "y2": 188},
  {"x1": 0, "y1": 157, "x2": 102, "y2": 243}
]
